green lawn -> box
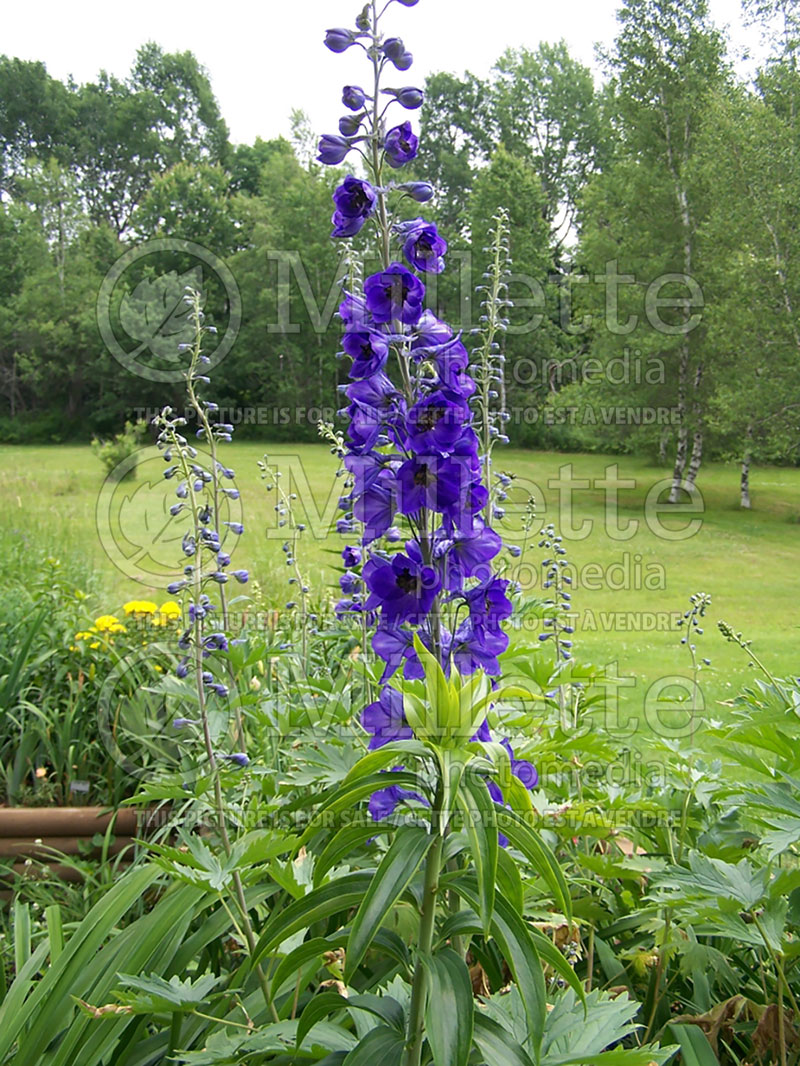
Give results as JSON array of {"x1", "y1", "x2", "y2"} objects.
[{"x1": 2, "y1": 442, "x2": 797, "y2": 728}]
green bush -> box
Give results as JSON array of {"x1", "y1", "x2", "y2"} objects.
[{"x1": 90, "y1": 420, "x2": 148, "y2": 480}]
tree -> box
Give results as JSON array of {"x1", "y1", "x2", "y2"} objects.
[
  {"x1": 492, "y1": 42, "x2": 603, "y2": 252},
  {"x1": 577, "y1": 0, "x2": 724, "y2": 494}
]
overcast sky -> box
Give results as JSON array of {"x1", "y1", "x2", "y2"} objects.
[{"x1": 4, "y1": 0, "x2": 766, "y2": 147}]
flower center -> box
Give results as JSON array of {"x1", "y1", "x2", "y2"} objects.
[
  {"x1": 395, "y1": 568, "x2": 419, "y2": 594},
  {"x1": 413, "y1": 463, "x2": 431, "y2": 487}
]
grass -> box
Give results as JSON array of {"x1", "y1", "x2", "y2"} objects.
[{"x1": 2, "y1": 442, "x2": 798, "y2": 729}]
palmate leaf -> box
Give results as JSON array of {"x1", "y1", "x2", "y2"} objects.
[
  {"x1": 473, "y1": 1013, "x2": 536, "y2": 1066},
  {"x1": 649, "y1": 851, "x2": 769, "y2": 909},
  {"x1": 344, "y1": 825, "x2": 433, "y2": 981},
  {"x1": 114, "y1": 971, "x2": 221, "y2": 1013},
  {"x1": 421, "y1": 948, "x2": 474, "y2": 1066}
]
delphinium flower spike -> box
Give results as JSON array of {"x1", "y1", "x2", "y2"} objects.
[{"x1": 318, "y1": 0, "x2": 536, "y2": 818}]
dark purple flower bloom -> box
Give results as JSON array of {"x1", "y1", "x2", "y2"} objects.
[
  {"x1": 412, "y1": 310, "x2": 452, "y2": 349},
  {"x1": 464, "y1": 575, "x2": 513, "y2": 628},
  {"x1": 372, "y1": 623, "x2": 423, "y2": 681},
  {"x1": 472, "y1": 718, "x2": 492, "y2": 743},
  {"x1": 400, "y1": 181, "x2": 434, "y2": 202},
  {"x1": 502, "y1": 738, "x2": 539, "y2": 790},
  {"x1": 325, "y1": 27, "x2": 356, "y2": 52},
  {"x1": 384, "y1": 122, "x2": 418, "y2": 168},
  {"x1": 396, "y1": 455, "x2": 465, "y2": 515},
  {"x1": 369, "y1": 781, "x2": 425, "y2": 820},
  {"x1": 340, "y1": 572, "x2": 360, "y2": 595},
  {"x1": 343, "y1": 85, "x2": 367, "y2": 110},
  {"x1": 354, "y1": 468, "x2": 399, "y2": 543},
  {"x1": 406, "y1": 390, "x2": 471, "y2": 455},
  {"x1": 364, "y1": 552, "x2": 441, "y2": 623},
  {"x1": 339, "y1": 291, "x2": 368, "y2": 327},
  {"x1": 332, "y1": 176, "x2": 376, "y2": 237},
  {"x1": 442, "y1": 522, "x2": 503, "y2": 590},
  {"x1": 318, "y1": 134, "x2": 352, "y2": 165},
  {"x1": 341, "y1": 328, "x2": 389, "y2": 378},
  {"x1": 342, "y1": 545, "x2": 362, "y2": 568},
  {"x1": 364, "y1": 262, "x2": 425, "y2": 324},
  {"x1": 362, "y1": 685, "x2": 411, "y2": 749},
  {"x1": 452, "y1": 618, "x2": 508, "y2": 676},
  {"x1": 231, "y1": 570, "x2": 249, "y2": 583},
  {"x1": 401, "y1": 219, "x2": 447, "y2": 274}
]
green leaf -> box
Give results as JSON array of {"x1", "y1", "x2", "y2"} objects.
[
  {"x1": 345, "y1": 826, "x2": 433, "y2": 981},
  {"x1": 271, "y1": 934, "x2": 348, "y2": 998},
  {"x1": 497, "y1": 808, "x2": 572, "y2": 920},
  {"x1": 452, "y1": 879, "x2": 547, "y2": 1059},
  {"x1": 115, "y1": 971, "x2": 220, "y2": 1013},
  {"x1": 473, "y1": 1013, "x2": 536, "y2": 1066},
  {"x1": 421, "y1": 948, "x2": 474, "y2": 1066},
  {"x1": 0, "y1": 864, "x2": 161, "y2": 1064},
  {"x1": 342, "y1": 1025, "x2": 405, "y2": 1065},
  {"x1": 297, "y1": 772, "x2": 426, "y2": 841},
  {"x1": 253, "y1": 872, "x2": 374, "y2": 968},
  {"x1": 459, "y1": 773, "x2": 498, "y2": 933},
  {"x1": 664, "y1": 1024, "x2": 719, "y2": 1066},
  {"x1": 313, "y1": 823, "x2": 386, "y2": 887},
  {"x1": 297, "y1": 990, "x2": 349, "y2": 1051}
]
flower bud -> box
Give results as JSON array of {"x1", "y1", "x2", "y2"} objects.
[
  {"x1": 324, "y1": 27, "x2": 355, "y2": 53},
  {"x1": 400, "y1": 181, "x2": 434, "y2": 202},
  {"x1": 342, "y1": 85, "x2": 366, "y2": 110},
  {"x1": 317, "y1": 134, "x2": 352, "y2": 165}
]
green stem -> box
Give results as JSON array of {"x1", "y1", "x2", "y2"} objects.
[{"x1": 403, "y1": 802, "x2": 445, "y2": 1066}]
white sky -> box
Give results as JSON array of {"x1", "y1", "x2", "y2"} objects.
[{"x1": 4, "y1": 0, "x2": 766, "y2": 147}]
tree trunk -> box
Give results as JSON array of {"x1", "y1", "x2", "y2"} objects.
[
  {"x1": 658, "y1": 429, "x2": 669, "y2": 465},
  {"x1": 668, "y1": 339, "x2": 689, "y2": 502},
  {"x1": 684, "y1": 364, "x2": 704, "y2": 490},
  {"x1": 741, "y1": 423, "x2": 753, "y2": 509},
  {"x1": 685, "y1": 427, "x2": 703, "y2": 489}
]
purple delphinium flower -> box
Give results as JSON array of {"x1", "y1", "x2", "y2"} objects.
[
  {"x1": 342, "y1": 545, "x2": 362, "y2": 568},
  {"x1": 382, "y1": 38, "x2": 413, "y2": 70},
  {"x1": 384, "y1": 122, "x2": 418, "y2": 168},
  {"x1": 332, "y1": 176, "x2": 377, "y2": 238},
  {"x1": 341, "y1": 329, "x2": 389, "y2": 378},
  {"x1": 363, "y1": 552, "x2": 441, "y2": 624},
  {"x1": 384, "y1": 86, "x2": 424, "y2": 109},
  {"x1": 406, "y1": 391, "x2": 471, "y2": 455},
  {"x1": 369, "y1": 780, "x2": 426, "y2": 821},
  {"x1": 364, "y1": 262, "x2": 425, "y2": 324},
  {"x1": 401, "y1": 219, "x2": 447, "y2": 274},
  {"x1": 361, "y1": 686, "x2": 412, "y2": 749},
  {"x1": 400, "y1": 181, "x2": 434, "y2": 202}
]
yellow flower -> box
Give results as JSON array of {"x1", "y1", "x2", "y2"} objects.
[
  {"x1": 153, "y1": 600, "x2": 182, "y2": 626},
  {"x1": 123, "y1": 600, "x2": 158, "y2": 616},
  {"x1": 94, "y1": 614, "x2": 121, "y2": 632}
]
